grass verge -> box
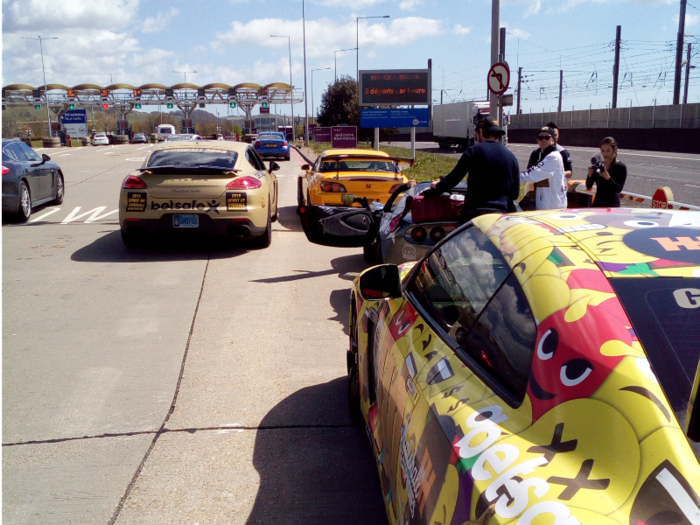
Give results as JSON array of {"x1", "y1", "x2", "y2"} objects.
[{"x1": 307, "y1": 142, "x2": 458, "y2": 182}]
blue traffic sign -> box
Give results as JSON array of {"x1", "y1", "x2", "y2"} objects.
[
  {"x1": 360, "y1": 108, "x2": 430, "y2": 128},
  {"x1": 61, "y1": 109, "x2": 87, "y2": 124}
]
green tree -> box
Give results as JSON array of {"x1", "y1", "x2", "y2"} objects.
[{"x1": 317, "y1": 75, "x2": 359, "y2": 128}]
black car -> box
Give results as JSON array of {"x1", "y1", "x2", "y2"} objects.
[
  {"x1": 131, "y1": 133, "x2": 148, "y2": 144},
  {"x1": 2, "y1": 139, "x2": 64, "y2": 221}
]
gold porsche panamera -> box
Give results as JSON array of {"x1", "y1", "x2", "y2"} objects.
[{"x1": 119, "y1": 141, "x2": 279, "y2": 247}]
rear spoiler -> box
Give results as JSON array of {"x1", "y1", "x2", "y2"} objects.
[{"x1": 320, "y1": 154, "x2": 415, "y2": 168}]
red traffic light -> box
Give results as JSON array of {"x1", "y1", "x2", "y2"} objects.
[{"x1": 102, "y1": 103, "x2": 109, "y2": 109}]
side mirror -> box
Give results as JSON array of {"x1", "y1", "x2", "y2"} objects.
[
  {"x1": 687, "y1": 360, "x2": 700, "y2": 442},
  {"x1": 42, "y1": 153, "x2": 51, "y2": 162},
  {"x1": 269, "y1": 161, "x2": 280, "y2": 172},
  {"x1": 359, "y1": 264, "x2": 402, "y2": 300},
  {"x1": 301, "y1": 164, "x2": 310, "y2": 171}
]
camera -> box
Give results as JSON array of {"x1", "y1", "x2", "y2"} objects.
[{"x1": 590, "y1": 153, "x2": 605, "y2": 176}]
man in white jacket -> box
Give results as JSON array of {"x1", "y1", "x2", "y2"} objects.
[{"x1": 520, "y1": 127, "x2": 567, "y2": 209}]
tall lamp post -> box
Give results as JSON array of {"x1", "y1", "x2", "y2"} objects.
[
  {"x1": 356, "y1": 15, "x2": 390, "y2": 81},
  {"x1": 23, "y1": 35, "x2": 58, "y2": 138},
  {"x1": 311, "y1": 67, "x2": 331, "y2": 122},
  {"x1": 271, "y1": 34, "x2": 295, "y2": 142},
  {"x1": 302, "y1": 0, "x2": 310, "y2": 146},
  {"x1": 334, "y1": 48, "x2": 356, "y2": 82}
]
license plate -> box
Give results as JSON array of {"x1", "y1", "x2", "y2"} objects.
[
  {"x1": 173, "y1": 214, "x2": 199, "y2": 228},
  {"x1": 266, "y1": 143, "x2": 277, "y2": 147}
]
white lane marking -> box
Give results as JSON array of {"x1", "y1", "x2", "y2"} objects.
[
  {"x1": 29, "y1": 208, "x2": 61, "y2": 222},
  {"x1": 656, "y1": 468, "x2": 700, "y2": 524},
  {"x1": 126, "y1": 157, "x2": 146, "y2": 161},
  {"x1": 60, "y1": 153, "x2": 71, "y2": 156},
  {"x1": 137, "y1": 145, "x2": 152, "y2": 150},
  {"x1": 686, "y1": 184, "x2": 700, "y2": 188},
  {"x1": 61, "y1": 206, "x2": 118, "y2": 224},
  {"x1": 104, "y1": 152, "x2": 114, "y2": 155}
]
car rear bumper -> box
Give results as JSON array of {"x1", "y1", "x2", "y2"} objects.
[
  {"x1": 255, "y1": 147, "x2": 289, "y2": 158},
  {"x1": 121, "y1": 215, "x2": 265, "y2": 238}
]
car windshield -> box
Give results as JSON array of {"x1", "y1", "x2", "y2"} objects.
[
  {"x1": 318, "y1": 158, "x2": 398, "y2": 173},
  {"x1": 610, "y1": 277, "x2": 700, "y2": 454},
  {"x1": 145, "y1": 148, "x2": 238, "y2": 169},
  {"x1": 258, "y1": 133, "x2": 284, "y2": 140}
]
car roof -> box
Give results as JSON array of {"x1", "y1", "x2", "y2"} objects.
[
  {"x1": 319, "y1": 148, "x2": 391, "y2": 159},
  {"x1": 473, "y1": 208, "x2": 700, "y2": 279}
]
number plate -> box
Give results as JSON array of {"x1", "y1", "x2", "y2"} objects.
[
  {"x1": 266, "y1": 143, "x2": 277, "y2": 147},
  {"x1": 172, "y1": 214, "x2": 199, "y2": 228}
]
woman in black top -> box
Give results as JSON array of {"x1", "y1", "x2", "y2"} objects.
[{"x1": 586, "y1": 136, "x2": 627, "y2": 207}]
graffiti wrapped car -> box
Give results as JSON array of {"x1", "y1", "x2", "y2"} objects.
[{"x1": 347, "y1": 208, "x2": 700, "y2": 524}]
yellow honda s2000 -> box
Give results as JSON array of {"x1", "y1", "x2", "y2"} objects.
[
  {"x1": 348, "y1": 209, "x2": 700, "y2": 525},
  {"x1": 119, "y1": 141, "x2": 278, "y2": 247}
]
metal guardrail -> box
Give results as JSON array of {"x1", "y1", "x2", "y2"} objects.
[{"x1": 569, "y1": 181, "x2": 700, "y2": 211}]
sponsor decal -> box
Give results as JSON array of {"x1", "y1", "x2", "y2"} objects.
[
  {"x1": 126, "y1": 192, "x2": 147, "y2": 212},
  {"x1": 227, "y1": 192, "x2": 247, "y2": 211},
  {"x1": 623, "y1": 227, "x2": 700, "y2": 264},
  {"x1": 402, "y1": 245, "x2": 417, "y2": 261},
  {"x1": 426, "y1": 358, "x2": 454, "y2": 385},
  {"x1": 673, "y1": 288, "x2": 700, "y2": 309},
  {"x1": 399, "y1": 415, "x2": 426, "y2": 518},
  {"x1": 150, "y1": 200, "x2": 220, "y2": 214}
]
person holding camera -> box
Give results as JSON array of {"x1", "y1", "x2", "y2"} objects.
[
  {"x1": 586, "y1": 137, "x2": 627, "y2": 207},
  {"x1": 519, "y1": 126, "x2": 567, "y2": 210}
]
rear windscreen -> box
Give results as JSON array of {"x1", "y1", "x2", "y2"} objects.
[
  {"x1": 610, "y1": 278, "x2": 700, "y2": 420},
  {"x1": 145, "y1": 148, "x2": 238, "y2": 169},
  {"x1": 319, "y1": 159, "x2": 398, "y2": 173}
]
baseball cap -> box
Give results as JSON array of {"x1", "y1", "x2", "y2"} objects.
[
  {"x1": 538, "y1": 126, "x2": 556, "y2": 139},
  {"x1": 477, "y1": 117, "x2": 506, "y2": 136}
]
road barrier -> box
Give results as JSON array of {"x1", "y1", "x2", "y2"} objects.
[{"x1": 569, "y1": 182, "x2": 700, "y2": 211}]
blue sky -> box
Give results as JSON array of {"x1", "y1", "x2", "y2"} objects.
[{"x1": 2, "y1": 0, "x2": 698, "y2": 119}]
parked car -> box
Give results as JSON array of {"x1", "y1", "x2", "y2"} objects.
[
  {"x1": 2, "y1": 139, "x2": 64, "y2": 221},
  {"x1": 92, "y1": 133, "x2": 109, "y2": 146},
  {"x1": 253, "y1": 131, "x2": 290, "y2": 161},
  {"x1": 131, "y1": 133, "x2": 148, "y2": 144},
  {"x1": 347, "y1": 208, "x2": 700, "y2": 525}
]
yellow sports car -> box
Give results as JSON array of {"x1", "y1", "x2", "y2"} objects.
[
  {"x1": 119, "y1": 141, "x2": 278, "y2": 247},
  {"x1": 347, "y1": 208, "x2": 700, "y2": 524},
  {"x1": 298, "y1": 149, "x2": 410, "y2": 207}
]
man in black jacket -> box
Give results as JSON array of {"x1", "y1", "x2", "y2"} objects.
[{"x1": 431, "y1": 118, "x2": 520, "y2": 222}]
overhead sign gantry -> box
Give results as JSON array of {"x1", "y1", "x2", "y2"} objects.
[{"x1": 2, "y1": 82, "x2": 304, "y2": 133}]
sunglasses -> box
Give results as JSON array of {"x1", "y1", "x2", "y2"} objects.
[{"x1": 537, "y1": 135, "x2": 552, "y2": 141}]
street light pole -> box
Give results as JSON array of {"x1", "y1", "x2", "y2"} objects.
[
  {"x1": 23, "y1": 35, "x2": 58, "y2": 138},
  {"x1": 271, "y1": 35, "x2": 295, "y2": 142},
  {"x1": 311, "y1": 67, "x2": 331, "y2": 121},
  {"x1": 302, "y1": 0, "x2": 310, "y2": 145},
  {"x1": 172, "y1": 70, "x2": 197, "y2": 84},
  {"x1": 356, "y1": 15, "x2": 390, "y2": 81},
  {"x1": 334, "y1": 48, "x2": 356, "y2": 82}
]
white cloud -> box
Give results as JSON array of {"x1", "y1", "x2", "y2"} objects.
[
  {"x1": 509, "y1": 28, "x2": 531, "y2": 39},
  {"x1": 314, "y1": 0, "x2": 387, "y2": 6},
  {"x1": 399, "y1": 0, "x2": 422, "y2": 10},
  {"x1": 212, "y1": 16, "x2": 442, "y2": 58},
  {"x1": 453, "y1": 24, "x2": 472, "y2": 35},
  {"x1": 141, "y1": 7, "x2": 179, "y2": 34},
  {"x1": 2, "y1": 0, "x2": 140, "y2": 32},
  {"x1": 688, "y1": 13, "x2": 699, "y2": 26}
]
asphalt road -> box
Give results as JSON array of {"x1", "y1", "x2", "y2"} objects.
[
  {"x1": 2, "y1": 143, "x2": 387, "y2": 524},
  {"x1": 388, "y1": 140, "x2": 700, "y2": 206}
]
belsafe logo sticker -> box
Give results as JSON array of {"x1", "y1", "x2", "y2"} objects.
[
  {"x1": 624, "y1": 227, "x2": 700, "y2": 264},
  {"x1": 150, "y1": 200, "x2": 220, "y2": 214}
]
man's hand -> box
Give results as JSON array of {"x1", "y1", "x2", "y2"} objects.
[
  {"x1": 430, "y1": 179, "x2": 440, "y2": 190},
  {"x1": 406, "y1": 179, "x2": 417, "y2": 188}
]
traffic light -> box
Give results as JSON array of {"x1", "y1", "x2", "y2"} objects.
[
  {"x1": 35, "y1": 104, "x2": 41, "y2": 110},
  {"x1": 69, "y1": 104, "x2": 75, "y2": 110},
  {"x1": 135, "y1": 103, "x2": 142, "y2": 109},
  {"x1": 261, "y1": 101, "x2": 269, "y2": 109},
  {"x1": 102, "y1": 103, "x2": 109, "y2": 109},
  {"x1": 230, "y1": 101, "x2": 236, "y2": 108},
  {"x1": 167, "y1": 102, "x2": 173, "y2": 109}
]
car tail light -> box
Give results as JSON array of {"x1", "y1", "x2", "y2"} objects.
[
  {"x1": 430, "y1": 227, "x2": 446, "y2": 242},
  {"x1": 320, "y1": 181, "x2": 348, "y2": 192},
  {"x1": 122, "y1": 175, "x2": 147, "y2": 189},
  {"x1": 282, "y1": 142, "x2": 288, "y2": 147},
  {"x1": 389, "y1": 215, "x2": 402, "y2": 232},
  {"x1": 389, "y1": 184, "x2": 403, "y2": 194},
  {"x1": 254, "y1": 141, "x2": 263, "y2": 147},
  {"x1": 410, "y1": 227, "x2": 427, "y2": 242},
  {"x1": 227, "y1": 176, "x2": 262, "y2": 190},
  {"x1": 2, "y1": 165, "x2": 11, "y2": 175}
]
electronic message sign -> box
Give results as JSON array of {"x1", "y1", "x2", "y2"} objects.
[{"x1": 359, "y1": 69, "x2": 431, "y2": 107}]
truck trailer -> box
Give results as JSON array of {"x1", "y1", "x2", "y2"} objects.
[{"x1": 433, "y1": 101, "x2": 490, "y2": 150}]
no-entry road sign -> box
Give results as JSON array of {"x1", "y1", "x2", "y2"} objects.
[{"x1": 488, "y1": 63, "x2": 510, "y2": 95}]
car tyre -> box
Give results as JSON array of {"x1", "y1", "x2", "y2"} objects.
[
  {"x1": 297, "y1": 178, "x2": 304, "y2": 208},
  {"x1": 363, "y1": 243, "x2": 376, "y2": 264},
  {"x1": 121, "y1": 227, "x2": 142, "y2": 248},
  {"x1": 17, "y1": 181, "x2": 31, "y2": 222},
  {"x1": 348, "y1": 305, "x2": 362, "y2": 425},
  {"x1": 271, "y1": 187, "x2": 278, "y2": 222},
  {"x1": 53, "y1": 172, "x2": 64, "y2": 205},
  {"x1": 252, "y1": 199, "x2": 272, "y2": 248},
  {"x1": 285, "y1": 155, "x2": 290, "y2": 161}
]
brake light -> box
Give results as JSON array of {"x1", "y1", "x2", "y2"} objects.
[
  {"x1": 320, "y1": 181, "x2": 348, "y2": 192},
  {"x1": 430, "y1": 227, "x2": 446, "y2": 242},
  {"x1": 2, "y1": 165, "x2": 10, "y2": 175},
  {"x1": 389, "y1": 184, "x2": 403, "y2": 193},
  {"x1": 282, "y1": 142, "x2": 288, "y2": 147},
  {"x1": 410, "y1": 227, "x2": 427, "y2": 242},
  {"x1": 122, "y1": 175, "x2": 147, "y2": 189},
  {"x1": 227, "y1": 176, "x2": 262, "y2": 190},
  {"x1": 254, "y1": 141, "x2": 263, "y2": 147}
]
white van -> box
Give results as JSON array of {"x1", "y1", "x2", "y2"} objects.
[{"x1": 156, "y1": 124, "x2": 176, "y2": 141}]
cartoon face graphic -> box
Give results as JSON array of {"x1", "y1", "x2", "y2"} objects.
[
  {"x1": 389, "y1": 301, "x2": 420, "y2": 343},
  {"x1": 528, "y1": 300, "x2": 631, "y2": 421}
]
